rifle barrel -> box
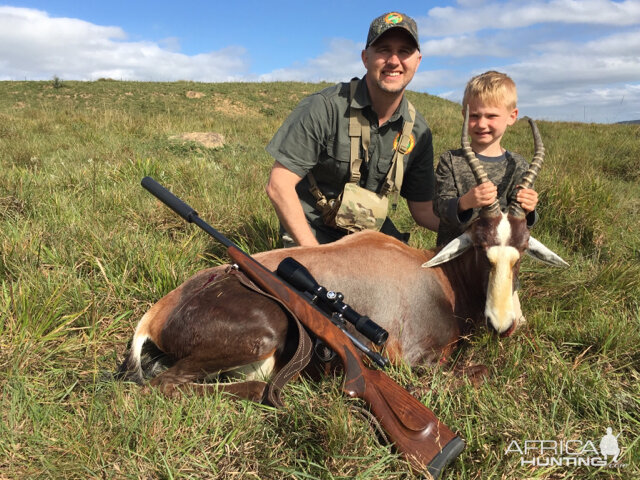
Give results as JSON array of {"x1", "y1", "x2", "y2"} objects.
[{"x1": 141, "y1": 176, "x2": 235, "y2": 249}]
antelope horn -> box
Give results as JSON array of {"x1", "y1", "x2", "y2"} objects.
[
  {"x1": 461, "y1": 104, "x2": 501, "y2": 217},
  {"x1": 508, "y1": 117, "x2": 545, "y2": 218}
]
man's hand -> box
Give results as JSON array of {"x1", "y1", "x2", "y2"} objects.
[{"x1": 458, "y1": 182, "x2": 497, "y2": 211}]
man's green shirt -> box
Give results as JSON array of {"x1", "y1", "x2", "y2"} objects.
[{"x1": 267, "y1": 76, "x2": 435, "y2": 236}]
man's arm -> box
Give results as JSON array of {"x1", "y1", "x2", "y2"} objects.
[
  {"x1": 433, "y1": 152, "x2": 474, "y2": 228},
  {"x1": 265, "y1": 162, "x2": 319, "y2": 247},
  {"x1": 407, "y1": 200, "x2": 439, "y2": 231}
]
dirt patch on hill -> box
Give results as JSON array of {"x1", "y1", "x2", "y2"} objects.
[
  {"x1": 210, "y1": 94, "x2": 256, "y2": 117},
  {"x1": 184, "y1": 91, "x2": 255, "y2": 117},
  {"x1": 169, "y1": 132, "x2": 225, "y2": 148}
]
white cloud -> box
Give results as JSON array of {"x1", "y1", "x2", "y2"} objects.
[
  {"x1": 411, "y1": 70, "x2": 461, "y2": 92},
  {"x1": 438, "y1": 41, "x2": 640, "y2": 122},
  {"x1": 518, "y1": 83, "x2": 640, "y2": 122},
  {"x1": 0, "y1": 6, "x2": 126, "y2": 45},
  {"x1": 420, "y1": 35, "x2": 511, "y2": 57},
  {"x1": 413, "y1": 3, "x2": 640, "y2": 122},
  {"x1": 159, "y1": 37, "x2": 182, "y2": 53},
  {"x1": 258, "y1": 39, "x2": 364, "y2": 83},
  {"x1": 0, "y1": 6, "x2": 250, "y2": 81},
  {"x1": 419, "y1": 0, "x2": 640, "y2": 37},
  {"x1": 510, "y1": 54, "x2": 640, "y2": 90},
  {"x1": 582, "y1": 29, "x2": 640, "y2": 55},
  {"x1": 456, "y1": 0, "x2": 489, "y2": 6},
  {"x1": 535, "y1": 29, "x2": 640, "y2": 56}
]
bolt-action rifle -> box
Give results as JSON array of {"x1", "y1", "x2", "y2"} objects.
[{"x1": 140, "y1": 176, "x2": 465, "y2": 478}]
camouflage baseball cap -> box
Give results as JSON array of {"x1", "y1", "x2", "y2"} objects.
[{"x1": 366, "y1": 12, "x2": 420, "y2": 51}]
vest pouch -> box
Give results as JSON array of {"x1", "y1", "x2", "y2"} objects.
[{"x1": 333, "y1": 183, "x2": 388, "y2": 233}]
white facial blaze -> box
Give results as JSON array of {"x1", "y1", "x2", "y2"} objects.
[
  {"x1": 485, "y1": 215, "x2": 519, "y2": 333},
  {"x1": 496, "y1": 212, "x2": 511, "y2": 246}
]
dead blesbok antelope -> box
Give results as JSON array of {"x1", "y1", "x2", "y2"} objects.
[{"x1": 117, "y1": 113, "x2": 568, "y2": 399}]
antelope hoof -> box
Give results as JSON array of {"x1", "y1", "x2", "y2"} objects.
[{"x1": 150, "y1": 377, "x2": 178, "y2": 398}]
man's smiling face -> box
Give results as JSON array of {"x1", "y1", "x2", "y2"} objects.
[{"x1": 362, "y1": 29, "x2": 422, "y2": 95}]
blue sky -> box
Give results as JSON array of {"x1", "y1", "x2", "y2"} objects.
[{"x1": 2, "y1": 0, "x2": 640, "y2": 123}]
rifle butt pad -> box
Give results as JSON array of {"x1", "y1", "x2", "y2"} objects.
[{"x1": 426, "y1": 435, "x2": 465, "y2": 479}]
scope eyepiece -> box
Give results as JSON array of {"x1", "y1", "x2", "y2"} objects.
[{"x1": 355, "y1": 315, "x2": 388, "y2": 346}]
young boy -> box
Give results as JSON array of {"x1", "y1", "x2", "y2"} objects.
[
  {"x1": 433, "y1": 70, "x2": 538, "y2": 247},
  {"x1": 433, "y1": 71, "x2": 538, "y2": 326}
]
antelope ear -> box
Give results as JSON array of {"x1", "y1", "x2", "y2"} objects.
[
  {"x1": 526, "y1": 236, "x2": 569, "y2": 267},
  {"x1": 422, "y1": 233, "x2": 473, "y2": 268}
]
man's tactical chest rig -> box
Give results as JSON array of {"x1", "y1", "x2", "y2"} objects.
[{"x1": 308, "y1": 79, "x2": 416, "y2": 233}]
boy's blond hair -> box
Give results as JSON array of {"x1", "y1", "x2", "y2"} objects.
[{"x1": 463, "y1": 71, "x2": 517, "y2": 110}]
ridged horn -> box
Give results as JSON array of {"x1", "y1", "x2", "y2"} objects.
[
  {"x1": 461, "y1": 104, "x2": 501, "y2": 217},
  {"x1": 508, "y1": 117, "x2": 545, "y2": 218}
]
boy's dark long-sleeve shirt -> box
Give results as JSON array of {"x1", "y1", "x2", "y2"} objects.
[{"x1": 434, "y1": 148, "x2": 537, "y2": 246}]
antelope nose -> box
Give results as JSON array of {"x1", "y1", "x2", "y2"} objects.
[
  {"x1": 500, "y1": 322, "x2": 517, "y2": 337},
  {"x1": 485, "y1": 317, "x2": 516, "y2": 337}
]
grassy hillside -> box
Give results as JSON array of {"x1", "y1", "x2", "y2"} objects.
[{"x1": 1, "y1": 79, "x2": 638, "y2": 479}]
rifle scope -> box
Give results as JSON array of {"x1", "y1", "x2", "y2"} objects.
[{"x1": 277, "y1": 257, "x2": 389, "y2": 346}]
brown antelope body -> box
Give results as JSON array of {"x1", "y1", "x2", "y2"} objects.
[{"x1": 118, "y1": 114, "x2": 568, "y2": 396}]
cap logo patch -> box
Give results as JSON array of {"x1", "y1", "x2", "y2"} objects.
[{"x1": 385, "y1": 13, "x2": 403, "y2": 24}]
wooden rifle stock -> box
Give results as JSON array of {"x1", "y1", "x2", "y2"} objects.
[{"x1": 140, "y1": 176, "x2": 465, "y2": 478}]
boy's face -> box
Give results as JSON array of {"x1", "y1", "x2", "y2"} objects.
[{"x1": 464, "y1": 97, "x2": 518, "y2": 154}]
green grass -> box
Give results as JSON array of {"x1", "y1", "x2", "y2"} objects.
[{"x1": 1, "y1": 80, "x2": 639, "y2": 479}]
